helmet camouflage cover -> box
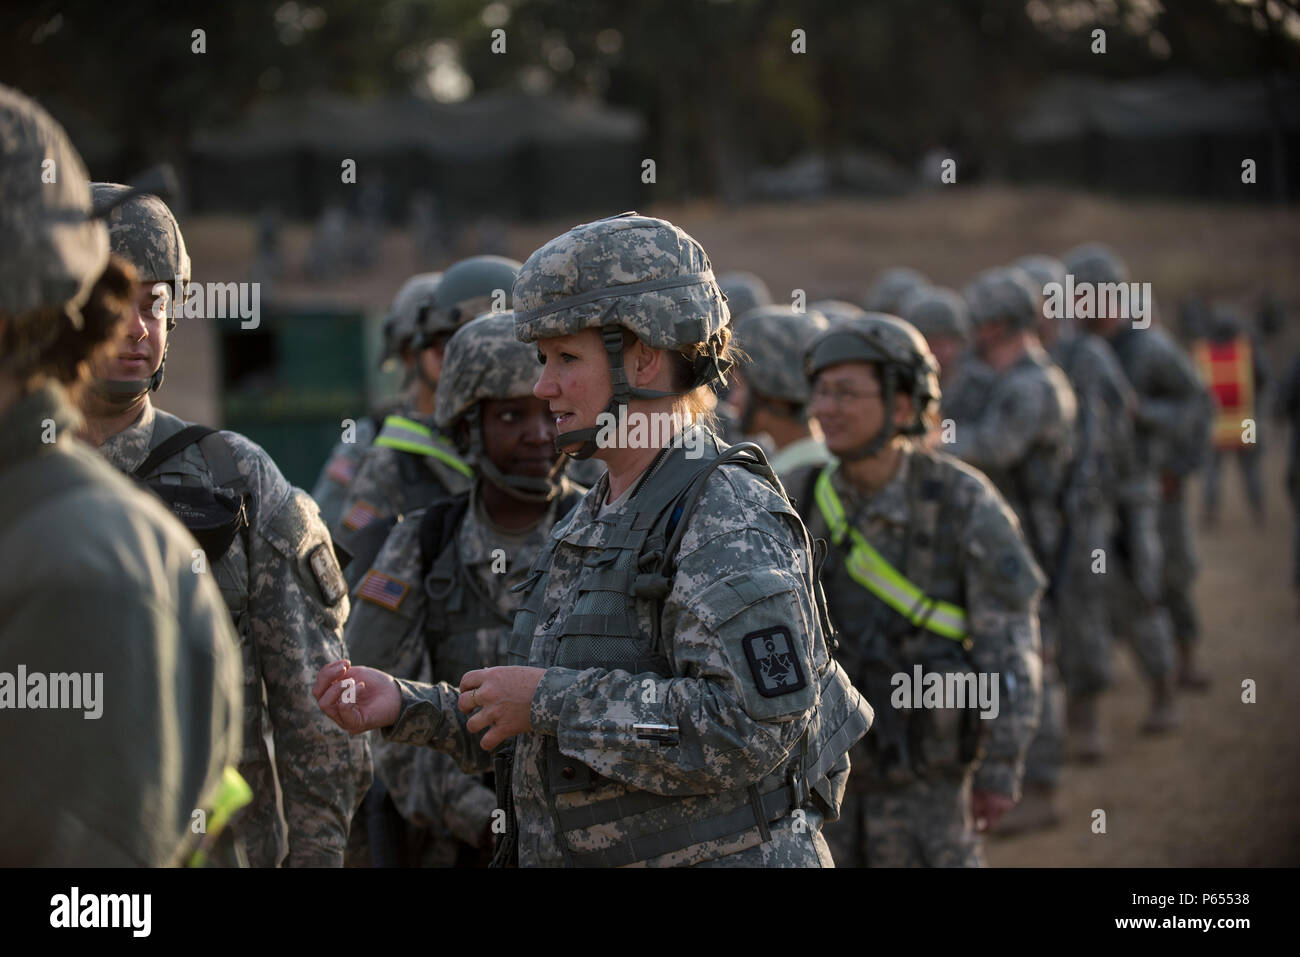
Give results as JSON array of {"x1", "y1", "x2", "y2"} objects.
[
  {"x1": 899, "y1": 285, "x2": 970, "y2": 342},
  {"x1": 90, "y1": 183, "x2": 190, "y2": 286},
  {"x1": 513, "y1": 211, "x2": 729, "y2": 353},
  {"x1": 435, "y1": 310, "x2": 539, "y2": 433},
  {"x1": 964, "y1": 266, "x2": 1040, "y2": 330},
  {"x1": 733, "y1": 305, "x2": 829, "y2": 404},
  {"x1": 383, "y1": 271, "x2": 442, "y2": 362},
  {"x1": 717, "y1": 270, "x2": 772, "y2": 320},
  {"x1": 0, "y1": 84, "x2": 109, "y2": 323},
  {"x1": 864, "y1": 266, "x2": 929, "y2": 314}
]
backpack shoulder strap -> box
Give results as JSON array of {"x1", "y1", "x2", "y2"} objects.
[
  {"x1": 133, "y1": 425, "x2": 217, "y2": 479},
  {"x1": 417, "y1": 492, "x2": 472, "y2": 580}
]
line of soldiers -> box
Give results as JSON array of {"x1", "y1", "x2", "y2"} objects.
[{"x1": 3, "y1": 78, "x2": 1268, "y2": 867}]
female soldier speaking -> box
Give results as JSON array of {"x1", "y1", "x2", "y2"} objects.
[{"x1": 317, "y1": 212, "x2": 871, "y2": 867}]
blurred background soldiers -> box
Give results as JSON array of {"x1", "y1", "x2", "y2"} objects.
[
  {"x1": 0, "y1": 84, "x2": 243, "y2": 866},
  {"x1": 900, "y1": 285, "x2": 970, "y2": 390},
  {"x1": 729, "y1": 305, "x2": 831, "y2": 473},
  {"x1": 1066, "y1": 242, "x2": 1214, "y2": 693},
  {"x1": 865, "y1": 266, "x2": 930, "y2": 315},
  {"x1": 946, "y1": 266, "x2": 1076, "y2": 832},
  {"x1": 1193, "y1": 305, "x2": 1267, "y2": 528},
  {"x1": 76, "y1": 183, "x2": 370, "y2": 867},
  {"x1": 311, "y1": 271, "x2": 443, "y2": 532},
  {"x1": 345, "y1": 311, "x2": 584, "y2": 866},
  {"x1": 332, "y1": 254, "x2": 521, "y2": 576},
  {"x1": 1275, "y1": 350, "x2": 1300, "y2": 620},
  {"x1": 787, "y1": 314, "x2": 1043, "y2": 866},
  {"x1": 811, "y1": 299, "x2": 869, "y2": 326},
  {"x1": 717, "y1": 270, "x2": 772, "y2": 320}
]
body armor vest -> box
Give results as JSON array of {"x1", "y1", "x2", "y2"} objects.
[
  {"x1": 500, "y1": 437, "x2": 869, "y2": 867},
  {"x1": 801, "y1": 450, "x2": 983, "y2": 788}
]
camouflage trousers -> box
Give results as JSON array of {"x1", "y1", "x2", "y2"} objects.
[
  {"x1": 1203, "y1": 446, "x2": 1265, "y2": 519},
  {"x1": 823, "y1": 772, "x2": 983, "y2": 867},
  {"x1": 1159, "y1": 490, "x2": 1200, "y2": 645},
  {"x1": 1020, "y1": 607, "x2": 1065, "y2": 787},
  {"x1": 1109, "y1": 559, "x2": 1177, "y2": 680},
  {"x1": 1058, "y1": 509, "x2": 1115, "y2": 696}
]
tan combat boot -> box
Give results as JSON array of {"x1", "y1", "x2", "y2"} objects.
[
  {"x1": 1139, "y1": 674, "x2": 1179, "y2": 734},
  {"x1": 1068, "y1": 693, "x2": 1106, "y2": 763}
]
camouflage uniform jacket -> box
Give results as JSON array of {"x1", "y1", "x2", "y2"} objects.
[
  {"x1": 946, "y1": 342, "x2": 1078, "y2": 567},
  {"x1": 345, "y1": 477, "x2": 584, "y2": 854},
  {"x1": 383, "y1": 430, "x2": 870, "y2": 867},
  {"x1": 1106, "y1": 324, "x2": 1213, "y2": 477},
  {"x1": 310, "y1": 413, "x2": 380, "y2": 533},
  {"x1": 98, "y1": 399, "x2": 371, "y2": 867},
  {"x1": 786, "y1": 443, "x2": 1044, "y2": 798},
  {"x1": 332, "y1": 412, "x2": 472, "y2": 557},
  {"x1": 1, "y1": 385, "x2": 243, "y2": 865}
]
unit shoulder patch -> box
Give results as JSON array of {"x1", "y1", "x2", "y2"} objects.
[{"x1": 741, "y1": 626, "x2": 807, "y2": 698}]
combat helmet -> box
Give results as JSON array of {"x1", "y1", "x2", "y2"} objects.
[
  {"x1": 0, "y1": 84, "x2": 109, "y2": 326},
  {"x1": 1013, "y1": 254, "x2": 1067, "y2": 293},
  {"x1": 1062, "y1": 242, "x2": 1129, "y2": 286},
  {"x1": 414, "y1": 254, "x2": 521, "y2": 348},
  {"x1": 732, "y1": 305, "x2": 828, "y2": 430},
  {"x1": 899, "y1": 285, "x2": 970, "y2": 343},
  {"x1": 865, "y1": 267, "x2": 929, "y2": 314},
  {"x1": 805, "y1": 312, "x2": 941, "y2": 460},
  {"x1": 436, "y1": 310, "x2": 562, "y2": 501},
  {"x1": 89, "y1": 183, "x2": 190, "y2": 398},
  {"x1": 810, "y1": 299, "x2": 868, "y2": 325},
  {"x1": 381, "y1": 271, "x2": 442, "y2": 369},
  {"x1": 717, "y1": 271, "x2": 772, "y2": 320},
  {"x1": 513, "y1": 212, "x2": 732, "y2": 459},
  {"x1": 964, "y1": 266, "x2": 1041, "y2": 331}
]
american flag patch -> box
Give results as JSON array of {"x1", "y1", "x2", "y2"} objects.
[
  {"x1": 342, "y1": 500, "x2": 379, "y2": 530},
  {"x1": 326, "y1": 455, "x2": 357, "y2": 486},
  {"x1": 358, "y1": 570, "x2": 409, "y2": 611}
]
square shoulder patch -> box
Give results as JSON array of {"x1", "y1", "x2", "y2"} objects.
[
  {"x1": 342, "y1": 500, "x2": 379, "y2": 531},
  {"x1": 309, "y1": 543, "x2": 348, "y2": 606},
  {"x1": 741, "y1": 627, "x2": 807, "y2": 698}
]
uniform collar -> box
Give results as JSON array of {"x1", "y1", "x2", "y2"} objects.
[
  {"x1": 833, "y1": 440, "x2": 913, "y2": 528},
  {"x1": 0, "y1": 383, "x2": 83, "y2": 471},
  {"x1": 97, "y1": 398, "x2": 157, "y2": 473}
]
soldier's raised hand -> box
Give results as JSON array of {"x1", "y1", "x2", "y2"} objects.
[{"x1": 313, "y1": 660, "x2": 400, "y2": 734}]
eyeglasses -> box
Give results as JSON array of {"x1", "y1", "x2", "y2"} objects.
[{"x1": 810, "y1": 384, "x2": 882, "y2": 405}]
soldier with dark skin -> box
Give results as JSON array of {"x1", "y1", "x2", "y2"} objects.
[
  {"x1": 75, "y1": 185, "x2": 370, "y2": 867},
  {"x1": 317, "y1": 213, "x2": 872, "y2": 867},
  {"x1": 344, "y1": 311, "x2": 584, "y2": 866},
  {"x1": 785, "y1": 314, "x2": 1043, "y2": 866}
]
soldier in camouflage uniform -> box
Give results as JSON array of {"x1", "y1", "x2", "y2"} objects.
[
  {"x1": 944, "y1": 266, "x2": 1076, "y2": 832},
  {"x1": 332, "y1": 256, "x2": 521, "y2": 576},
  {"x1": 1064, "y1": 242, "x2": 1213, "y2": 692},
  {"x1": 0, "y1": 86, "x2": 244, "y2": 866},
  {"x1": 311, "y1": 271, "x2": 442, "y2": 531},
  {"x1": 1275, "y1": 350, "x2": 1300, "y2": 618},
  {"x1": 729, "y1": 305, "x2": 832, "y2": 473},
  {"x1": 900, "y1": 285, "x2": 969, "y2": 388},
  {"x1": 317, "y1": 212, "x2": 873, "y2": 867},
  {"x1": 717, "y1": 270, "x2": 772, "y2": 321},
  {"x1": 785, "y1": 314, "x2": 1043, "y2": 866},
  {"x1": 1018, "y1": 253, "x2": 1171, "y2": 756},
  {"x1": 344, "y1": 311, "x2": 585, "y2": 866},
  {"x1": 75, "y1": 184, "x2": 370, "y2": 867},
  {"x1": 865, "y1": 267, "x2": 930, "y2": 315}
]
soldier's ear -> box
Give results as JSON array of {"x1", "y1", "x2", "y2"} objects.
[{"x1": 893, "y1": 391, "x2": 914, "y2": 428}]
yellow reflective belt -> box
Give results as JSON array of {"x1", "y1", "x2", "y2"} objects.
[
  {"x1": 187, "y1": 765, "x2": 253, "y2": 868},
  {"x1": 374, "y1": 415, "x2": 474, "y2": 477},
  {"x1": 814, "y1": 465, "x2": 968, "y2": 642}
]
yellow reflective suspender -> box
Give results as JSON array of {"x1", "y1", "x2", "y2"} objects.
[
  {"x1": 373, "y1": 415, "x2": 474, "y2": 478},
  {"x1": 813, "y1": 465, "x2": 969, "y2": 642},
  {"x1": 187, "y1": 765, "x2": 253, "y2": 867}
]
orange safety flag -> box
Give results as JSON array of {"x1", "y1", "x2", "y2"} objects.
[{"x1": 1192, "y1": 336, "x2": 1255, "y2": 450}]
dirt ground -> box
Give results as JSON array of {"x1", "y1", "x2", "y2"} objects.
[{"x1": 180, "y1": 188, "x2": 1300, "y2": 865}]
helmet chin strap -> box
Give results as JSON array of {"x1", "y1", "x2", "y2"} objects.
[
  {"x1": 90, "y1": 346, "x2": 167, "y2": 405},
  {"x1": 467, "y1": 407, "x2": 565, "y2": 503},
  {"x1": 553, "y1": 311, "x2": 733, "y2": 460}
]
